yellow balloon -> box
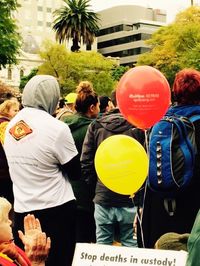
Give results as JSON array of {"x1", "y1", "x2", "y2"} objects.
[{"x1": 94, "y1": 135, "x2": 148, "y2": 195}]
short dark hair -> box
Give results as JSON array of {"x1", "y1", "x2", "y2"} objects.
[{"x1": 99, "y1": 96, "x2": 111, "y2": 113}]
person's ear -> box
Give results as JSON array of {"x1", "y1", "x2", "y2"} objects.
[
  {"x1": 105, "y1": 105, "x2": 109, "y2": 112},
  {"x1": 89, "y1": 104, "x2": 95, "y2": 113}
]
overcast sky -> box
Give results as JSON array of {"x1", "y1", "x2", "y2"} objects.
[{"x1": 90, "y1": 0, "x2": 196, "y2": 23}]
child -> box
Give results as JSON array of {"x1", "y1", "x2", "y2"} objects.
[
  {"x1": 0, "y1": 99, "x2": 20, "y2": 118},
  {"x1": 0, "y1": 197, "x2": 51, "y2": 266},
  {"x1": 0, "y1": 99, "x2": 20, "y2": 143}
]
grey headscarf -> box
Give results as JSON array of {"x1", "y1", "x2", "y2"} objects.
[{"x1": 22, "y1": 75, "x2": 60, "y2": 115}]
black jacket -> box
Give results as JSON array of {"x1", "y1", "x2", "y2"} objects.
[
  {"x1": 80, "y1": 108, "x2": 145, "y2": 207},
  {"x1": 0, "y1": 116, "x2": 14, "y2": 203},
  {"x1": 0, "y1": 117, "x2": 10, "y2": 177},
  {"x1": 140, "y1": 105, "x2": 200, "y2": 248}
]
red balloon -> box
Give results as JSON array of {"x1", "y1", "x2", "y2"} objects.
[{"x1": 116, "y1": 66, "x2": 171, "y2": 129}]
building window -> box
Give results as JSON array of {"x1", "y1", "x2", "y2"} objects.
[
  {"x1": 140, "y1": 47, "x2": 150, "y2": 53},
  {"x1": 46, "y1": 22, "x2": 51, "y2": 27},
  {"x1": 98, "y1": 33, "x2": 145, "y2": 49},
  {"x1": 98, "y1": 24, "x2": 124, "y2": 36},
  {"x1": 133, "y1": 23, "x2": 140, "y2": 30},
  {"x1": 141, "y1": 33, "x2": 152, "y2": 40},
  {"x1": 103, "y1": 47, "x2": 142, "y2": 58},
  {"x1": 7, "y1": 66, "x2": 12, "y2": 80},
  {"x1": 37, "y1": 6, "x2": 43, "y2": 11},
  {"x1": 86, "y1": 44, "x2": 91, "y2": 50},
  {"x1": 20, "y1": 68, "x2": 24, "y2": 78},
  {"x1": 123, "y1": 24, "x2": 132, "y2": 31},
  {"x1": 37, "y1": 21, "x2": 43, "y2": 26},
  {"x1": 47, "y1": 7, "x2": 51, "y2": 12}
]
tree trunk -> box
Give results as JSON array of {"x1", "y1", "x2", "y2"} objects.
[{"x1": 71, "y1": 37, "x2": 80, "y2": 52}]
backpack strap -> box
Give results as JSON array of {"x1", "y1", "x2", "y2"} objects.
[
  {"x1": 163, "y1": 117, "x2": 194, "y2": 216},
  {"x1": 190, "y1": 114, "x2": 200, "y2": 123},
  {"x1": 164, "y1": 198, "x2": 176, "y2": 217},
  {"x1": 173, "y1": 117, "x2": 195, "y2": 179}
]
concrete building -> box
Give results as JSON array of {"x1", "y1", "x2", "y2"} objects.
[
  {"x1": 0, "y1": 0, "x2": 63, "y2": 88},
  {"x1": 1, "y1": 0, "x2": 97, "y2": 88},
  {"x1": 97, "y1": 5, "x2": 166, "y2": 66},
  {"x1": 15, "y1": 0, "x2": 97, "y2": 53},
  {"x1": 1, "y1": 3, "x2": 166, "y2": 87},
  {"x1": 0, "y1": 50, "x2": 43, "y2": 89},
  {"x1": 15, "y1": 0, "x2": 63, "y2": 52}
]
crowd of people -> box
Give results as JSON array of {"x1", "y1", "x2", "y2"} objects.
[{"x1": 0, "y1": 69, "x2": 200, "y2": 265}]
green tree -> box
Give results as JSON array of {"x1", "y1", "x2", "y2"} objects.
[
  {"x1": 19, "y1": 68, "x2": 38, "y2": 91},
  {"x1": 111, "y1": 65, "x2": 130, "y2": 81},
  {"x1": 0, "y1": 0, "x2": 21, "y2": 68},
  {"x1": 52, "y1": 0, "x2": 99, "y2": 52},
  {"x1": 137, "y1": 6, "x2": 200, "y2": 86},
  {"x1": 38, "y1": 41, "x2": 116, "y2": 95}
]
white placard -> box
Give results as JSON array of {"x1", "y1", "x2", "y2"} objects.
[{"x1": 72, "y1": 243, "x2": 188, "y2": 266}]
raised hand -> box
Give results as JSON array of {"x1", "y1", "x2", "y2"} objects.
[{"x1": 18, "y1": 214, "x2": 51, "y2": 266}]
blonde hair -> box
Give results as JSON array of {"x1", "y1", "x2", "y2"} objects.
[
  {"x1": 0, "y1": 99, "x2": 19, "y2": 119},
  {"x1": 0, "y1": 197, "x2": 11, "y2": 222}
]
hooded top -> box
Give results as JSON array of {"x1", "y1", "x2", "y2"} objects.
[
  {"x1": 22, "y1": 75, "x2": 60, "y2": 115},
  {"x1": 81, "y1": 108, "x2": 145, "y2": 207},
  {"x1": 64, "y1": 113, "x2": 93, "y2": 154},
  {"x1": 96, "y1": 108, "x2": 133, "y2": 135},
  {"x1": 64, "y1": 113, "x2": 94, "y2": 212},
  {"x1": 90, "y1": 108, "x2": 144, "y2": 147},
  {"x1": 4, "y1": 74, "x2": 77, "y2": 213}
]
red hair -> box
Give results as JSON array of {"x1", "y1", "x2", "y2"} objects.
[{"x1": 173, "y1": 69, "x2": 200, "y2": 104}]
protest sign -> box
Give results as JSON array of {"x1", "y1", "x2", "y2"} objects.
[{"x1": 72, "y1": 243, "x2": 188, "y2": 266}]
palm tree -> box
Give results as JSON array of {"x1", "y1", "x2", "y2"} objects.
[{"x1": 53, "y1": 0, "x2": 100, "y2": 52}]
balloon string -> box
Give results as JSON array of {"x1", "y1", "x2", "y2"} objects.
[
  {"x1": 138, "y1": 181, "x2": 148, "y2": 248},
  {"x1": 131, "y1": 194, "x2": 146, "y2": 248},
  {"x1": 130, "y1": 129, "x2": 149, "y2": 248},
  {"x1": 137, "y1": 129, "x2": 149, "y2": 248},
  {"x1": 144, "y1": 129, "x2": 149, "y2": 155}
]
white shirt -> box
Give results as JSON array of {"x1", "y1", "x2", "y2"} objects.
[{"x1": 4, "y1": 107, "x2": 78, "y2": 213}]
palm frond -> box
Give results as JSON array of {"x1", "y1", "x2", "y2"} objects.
[{"x1": 52, "y1": 0, "x2": 100, "y2": 49}]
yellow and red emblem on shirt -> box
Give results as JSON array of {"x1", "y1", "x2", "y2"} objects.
[{"x1": 9, "y1": 120, "x2": 33, "y2": 141}]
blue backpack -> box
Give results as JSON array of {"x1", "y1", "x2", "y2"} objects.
[{"x1": 147, "y1": 107, "x2": 200, "y2": 215}]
